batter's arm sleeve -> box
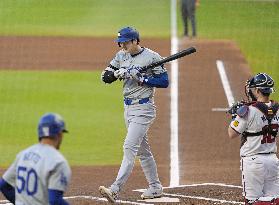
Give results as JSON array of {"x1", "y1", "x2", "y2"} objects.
[
  {"x1": 48, "y1": 189, "x2": 69, "y2": 205},
  {"x1": 143, "y1": 72, "x2": 169, "y2": 88},
  {"x1": 0, "y1": 178, "x2": 15, "y2": 204}
]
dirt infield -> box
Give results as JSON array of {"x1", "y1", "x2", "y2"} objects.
[{"x1": 0, "y1": 36, "x2": 253, "y2": 204}]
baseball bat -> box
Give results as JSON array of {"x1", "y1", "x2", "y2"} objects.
[{"x1": 141, "y1": 46, "x2": 196, "y2": 72}]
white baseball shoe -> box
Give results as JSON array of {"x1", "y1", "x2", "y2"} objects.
[
  {"x1": 99, "y1": 186, "x2": 118, "y2": 203},
  {"x1": 141, "y1": 187, "x2": 163, "y2": 199}
]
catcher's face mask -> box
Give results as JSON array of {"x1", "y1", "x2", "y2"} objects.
[
  {"x1": 245, "y1": 80, "x2": 257, "y2": 101},
  {"x1": 245, "y1": 73, "x2": 275, "y2": 101}
]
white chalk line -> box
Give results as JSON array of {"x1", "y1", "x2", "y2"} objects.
[
  {"x1": 0, "y1": 202, "x2": 11, "y2": 205},
  {"x1": 0, "y1": 183, "x2": 242, "y2": 205},
  {"x1": 134, "y1": 182, "x2": 242, "y2": 192},
  {"x1": 66, "y1": 195, "x2": 154, "y2": 205},
  {"x1": 0, "y1": 195, "x2": 153, "y2": 205},
  {"x1": 164, "y1": 182, "x2": 242, "y2": 189},
  {"x1": 170, "y1": 0, "x2": 180, "y2": 187},
  {"x1": 212, "y1": 108, "x2": 229, "y2": 112},
  {"x1": 163, "y1": 193, "x2": 244, "y2": 204},
  {"x1": 134, "y1": 183, "x2": 242, "y2": 204},
  {"x1": 216, "y1": 60, "x2": 235, "y2": 107}
]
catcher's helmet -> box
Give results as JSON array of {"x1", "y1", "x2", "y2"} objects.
[
  {"x1": 115, "y1": 26, "x2": 140, "y2": 43},
  {"x1": 246, "y1": 73, "x2": 275, "y2": 94},
  {"x1": 38, "y1": 113, "x2": 68, "y2": 139}
]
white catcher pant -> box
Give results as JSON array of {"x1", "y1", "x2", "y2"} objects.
[{"x1": 241, "y1": 154, "x2": 279, "y2": 201}]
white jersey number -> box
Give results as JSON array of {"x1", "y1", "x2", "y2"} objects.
[{"x1": 17, "y1": 166, "x2": 38, "y2": 196}]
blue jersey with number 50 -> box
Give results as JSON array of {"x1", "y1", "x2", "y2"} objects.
[{"x1": 3, "y1": 143, "x2": 71, "y2": 205}]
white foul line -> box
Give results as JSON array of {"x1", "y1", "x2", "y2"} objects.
[
  {"x1": 0, "y1": 202, "x2": 11, "y2": 205},
  {"x1": 65, "y1": 195, "x2": 154, "y2": 205},
  {"x1": 163, "y1": 193, "x2": 244, "y2": 204},
  {"x1": 216, "y1": 60, "x2": 235, "y2": 106},
  {"x1": 134, "y1": 182, "x2": 242, "y2": 192},
  {"x1": 1, "y1": 183, "x2": 243, "y2": 205},
  {"x1": 0, "y1": 196, "x2": 154, "y2": 205},
  {"x1": 133, "y1": 183, "x2": 243, "y2": 204},
  {"x1": 211, "y1": 108, "x2": 229, "y2": 112},
  {"x1": 170, "y1": 0, "x2": 179, "y2": 187},
  {"x1": 163, "y1": 182, "x2": 242, "y2": 189}
]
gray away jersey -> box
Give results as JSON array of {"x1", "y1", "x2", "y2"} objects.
[
  {"x1": 107, "y1": 47, "x2": 167, "y2": 100},
  {"x1": 3, "y1": 143, "x2": 71, "y2": 205}
]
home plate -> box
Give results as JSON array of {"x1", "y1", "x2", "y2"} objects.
[{"x1": 138, "y1": 197, "x2": 179, "y2": 203}]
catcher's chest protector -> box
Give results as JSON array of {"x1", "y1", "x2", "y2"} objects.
[
  {"x1": 241, "y1": 101, "x2": 279, "y2": 147},
  {"x1": 252, "y1": 101, "x2": 279, "y2": 123}
]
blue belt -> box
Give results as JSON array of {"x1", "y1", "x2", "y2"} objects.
[{"x1": 124, "y1": 97, "x2": 150, "y2": 105}]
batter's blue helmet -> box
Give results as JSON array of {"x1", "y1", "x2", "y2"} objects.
[
  {"x1": 115, "y1": 26, "x2": 140, "y2": 43},
  {"x1": 38, "y1": 113, "x2": 68, "y2": 139}
]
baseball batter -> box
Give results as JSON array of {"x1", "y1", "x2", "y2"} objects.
[
  {"x1": 0, "y1": 113, "x2": 71, "y2": 205},
  {"x1": 228, "y1": 73, "x2": 279, "y2": 205},
  {"x1": 99, "y1": 26, "x2": 169, "y2": 203}
]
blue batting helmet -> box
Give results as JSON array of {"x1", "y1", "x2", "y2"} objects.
[
  {"x1": 115, "y1": 26, "x2": 140, "y2": 43},
  {"x1": 38, "y1": 113, "x2": 68, "y2": 138}
]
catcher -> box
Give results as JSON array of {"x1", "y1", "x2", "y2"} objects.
[{"x1": 228, "y1": 73, "x2": 279, "y2": 205}]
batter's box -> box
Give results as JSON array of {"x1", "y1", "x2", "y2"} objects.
[{"x1": 135, "y1": 183, "x2": 244, "y2": 205}]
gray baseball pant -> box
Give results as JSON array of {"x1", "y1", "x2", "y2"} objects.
[{"x1": 110, "y1": 104, "x2": 161, "y2": 193}]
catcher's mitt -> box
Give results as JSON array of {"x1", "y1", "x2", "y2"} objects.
[{"x1": 227, "y1": 101, "x2": 247, "y2": 119}]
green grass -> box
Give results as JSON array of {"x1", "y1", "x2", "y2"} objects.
[
  {"x1": 0, "y1": 71, "x2": 126, "y2": 166},
  {"x1": 177, "y1": 0, "x2": 279, "y2": 99},
  {"x1": 0, "y1": 0, "x2": 170, "y2": 38},
  {"x1": 0, "y1": 0, "x2": 278, "y2": 166}
]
